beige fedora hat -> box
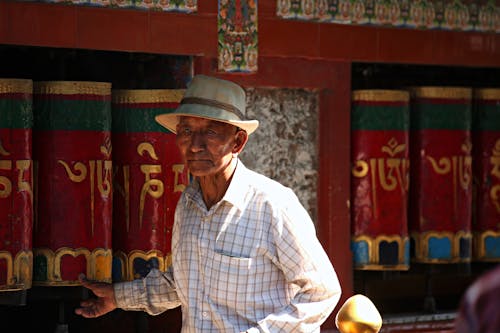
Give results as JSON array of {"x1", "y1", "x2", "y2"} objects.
[{"x1": 155, "y1": 75, "x2": 259, "y2": 134}]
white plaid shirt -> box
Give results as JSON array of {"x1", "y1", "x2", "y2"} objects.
[{"x1": 114, "y1": 160, "x2": 341, "y2": 332}]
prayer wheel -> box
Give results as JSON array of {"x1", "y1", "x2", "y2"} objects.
[
  {"x1": 0, "y1": 79, "x2": 33, "y2": 291},
  {"x1": 32, "y1": 81, "x2": 113, "y2": 285},
  {"x1": 351, "y1": 90, "x2": 410, "y2": 270},
  {"x1": 472, "y1": 88, "x2": 500, "y2": 262},
  {"x1": 408, "y1": 87, "x2": 473, "y2": 263},
  {"x1": 111, "y1": 89, "x2": 189, "y2": 282}
]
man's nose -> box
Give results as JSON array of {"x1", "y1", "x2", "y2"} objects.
[{"x1": 189, "y1": 132, "x2": 206, "y2": 151}]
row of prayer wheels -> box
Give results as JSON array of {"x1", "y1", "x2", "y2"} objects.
[
  {"x1": 351, "y1": 87, "x2": 500, "y2": 270},
  {"x1": 2, "y1": 79, "x2": 499, "y2": 292},
  {"x1": 0, "y1": 79, "x2": 189, "y2": 293}
]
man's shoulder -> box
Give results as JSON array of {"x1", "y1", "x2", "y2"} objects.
[
  {"x1": 243, "y1": 168, "x2": 300, "y2": 208},
  {"x1": 244, "y1": 168, "x2": 291, "y2": 194}
]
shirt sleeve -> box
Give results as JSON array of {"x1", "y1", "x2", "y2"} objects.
[
  {"x1": 113, "y1": 265, "x2": 181, "y2": 316},
  {"x1": 113, "y1": 197, "x2": 185, "y2": 316},
  {"x1": 252, "y1": 190, "x2": 342, "y2": 332}
]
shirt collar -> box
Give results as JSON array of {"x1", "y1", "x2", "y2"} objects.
[
  {"x1": 222, "y1": 158, "x2": 251, "y2": 211},
  {"x1": 183, "y1": 158, "x2": 251, "y2": 211}
]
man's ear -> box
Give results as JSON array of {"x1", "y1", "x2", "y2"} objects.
[{"x1": 233, "y1": 129, "x2": 248, "y2": 154}]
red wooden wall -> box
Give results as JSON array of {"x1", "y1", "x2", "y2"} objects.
[{"x1": 2, "y1": 1, "x2": 498, "y2": 65}]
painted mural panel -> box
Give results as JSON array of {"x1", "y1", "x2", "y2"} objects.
[
  {"x1": 277, "y1": 0, "x2": 500, "y2": 33},
  {"x1": 218, "y1": 0, "x2": 259, "y2": 72},
  {"x1": 20, "y1": 0, "x2": 197, "y2": 12}
]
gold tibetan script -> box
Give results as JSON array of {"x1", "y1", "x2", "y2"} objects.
[
  {"x1": 426, "y1": 139, "x2": 472, "y2": 212},
  {"x1": 352, "y1": 138, "x2": 409, "y2": 215},
  {"x1": 58, "y1": 142, "x2": 112, "y2": 236},
  {"x1": 0, "y1": 141, "x2": 32, "y2": 201}
]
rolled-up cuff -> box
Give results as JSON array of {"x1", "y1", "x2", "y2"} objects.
[{"x1": 113, "y1": 280, "x2": 146, "y2": 309}]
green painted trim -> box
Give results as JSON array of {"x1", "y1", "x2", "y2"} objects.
[
  {"x1": 112, "y1": 107, "x2": 175, "y2": 133},
  {"x1": 473, "y1": 105, "x2": 500, "y2": 131},
  {"x1": 0, "y1": 99, "x2": 33, "y2": 129},
  {"x1": 411, "y1": 103, "x2": 471, "y2": 130},
  {"x1": 34, "y1": 99, "x2": 111, "y2": 131},
  {"x1": 351, "y1": 105, "x2": 409, "y2": 130}
]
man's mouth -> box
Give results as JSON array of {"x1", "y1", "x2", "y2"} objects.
[{"x1": 187, "y1": 159, "x2": 210, "y2": 163}]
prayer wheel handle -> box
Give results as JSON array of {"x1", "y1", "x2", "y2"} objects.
[{"x1": 335, "y1": 294, "x2": 383, "y2": 333}]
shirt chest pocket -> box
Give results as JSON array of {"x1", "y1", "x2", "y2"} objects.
[{"x1": 203, "y1": 250, "x2": 253, "y2": 308}]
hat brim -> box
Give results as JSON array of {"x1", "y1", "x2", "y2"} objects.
[{"x1": 155, "y1": 103, "x2": 259, "y2": 135}]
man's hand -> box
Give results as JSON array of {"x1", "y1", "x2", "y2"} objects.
[{"x1": 74, "y1": 274, "x2": 117, "y2": 318}]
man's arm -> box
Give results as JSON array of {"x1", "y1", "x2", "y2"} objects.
[
  {"x1": 113, "y1": 265, "x2": 181, "y2": 316},
  {"x1": 76, "y1": 265, "x2": 180, "y2": 318}
]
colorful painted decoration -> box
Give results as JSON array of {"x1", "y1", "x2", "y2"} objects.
[
  {"x1": 277, "y1": 0, "x2": 500, "y2": 33},
  {"x1": 218, "y1": 0, "x2": 259, "y2": 72},
  {"x1": 134, "y1": 0, "x2": 197, "y2": 11},
  {"x1": 28, "y1": 0, "x2": 197, "y2": 12}
]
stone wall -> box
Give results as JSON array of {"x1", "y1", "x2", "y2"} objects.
[{"x1": 241, "y1": 88, "x2": 319, "y2": 223}]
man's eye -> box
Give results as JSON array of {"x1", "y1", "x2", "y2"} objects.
[
  {"x1": 180, "y1": 128, "x2": 192, "y2": 135},
  {"x1": 207, "y1": 129, "x2": 217, "y2": 136}
]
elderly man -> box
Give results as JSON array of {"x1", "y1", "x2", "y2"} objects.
[{"x1": 75, "y1": 75, "x2": 341, "y2": 332}]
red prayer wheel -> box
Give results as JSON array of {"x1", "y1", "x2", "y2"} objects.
[
  {"x1": 409, "y1": 87, "x2": 473, "y2": 263},
  {"x1": 472, "y1": 88, "x2": 500, "y2": 262},
  {"x1": 111, "y1": 89, "x2": 189, "y2": 282},
  {"x1": 0, "y1": 79, "x2": 33, "y2": 291},
  {"x1": 32, "y1": 81, "x2": 113, "y2": 285},
  {"x1": 351, "y1": 90, "x2": 410, "y2": 270}
]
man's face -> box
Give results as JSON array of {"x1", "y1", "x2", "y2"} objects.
[{"x1": 175, "y1": 116, "x2": 244, "y2": 177}]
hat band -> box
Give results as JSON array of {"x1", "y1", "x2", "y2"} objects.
[{"x1": 181, "y1": 97, "x2": 245, "y2": 120}]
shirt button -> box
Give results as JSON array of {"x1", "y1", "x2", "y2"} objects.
[{"x1": 202, "y1": 311, "x2": 209, "y2": 318}]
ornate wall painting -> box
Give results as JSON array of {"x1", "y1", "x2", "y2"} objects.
[
  {"x1": 277, "y1": 0, "x2": 317, "y2": 19},
  {"x1": 218, "y1": 0, "x2": 259, "y2": 73},
  {"x1": 24, "y1": 0, "x2": 198, "y2": 12},
  {"x1": 277, "y1": 0, "x2": 500, "y2": 33},
  {"x1": 134, "y1": 0, "x2": 197, "y2": 11}
]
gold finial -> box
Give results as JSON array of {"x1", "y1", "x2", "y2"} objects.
[{"x1": 335, "y1": 294, "x2": 383, "y2": 333}]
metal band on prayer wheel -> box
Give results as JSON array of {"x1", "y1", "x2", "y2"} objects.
[
  {"x1": 32, "y1": 81, "x2": 113, "y2": 285},
  {"x1": 409, "y1": 87, "x2": 473, "y2": 263},
  {"x1": 351, "y1": 90, "x2": 410, "y2": 270},
  {"x1": 111, "y1": 89, "x2": 189, "y2": 282},
  {"x1": 472, "y1": 88, "x2": 500, "y2": 262},
  {"x1": 0, "y1": 79, "x2": 33, "y2": 291}
]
